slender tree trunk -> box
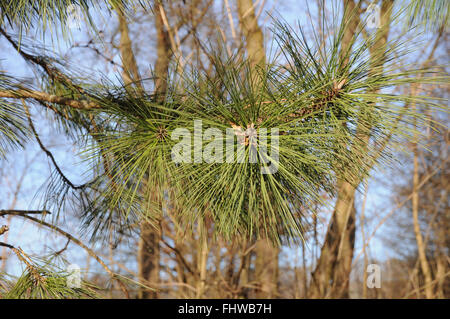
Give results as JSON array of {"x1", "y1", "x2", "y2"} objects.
[
  {"x1": 310, "y1": 185, "x2": 357, "y2": 298},
  {"x1": 254, "y1": 239, "x2": 279, "y2": 298},
  {"x1": 434, "y1": 217, "x2": 448, "y2": 298},
  {"x1": 360, "y1": 182, "x2": 369, "y2": 298},
  {"x1": 310, "y1": 0, "x2": 394, "y2": 298},
  {"x1": 116, "y1": 3, "x2": 171, "y2": 298},
  {"x1": 237, "y1": 239, "x2": 251, "y2": 298},
  {"x1": 236, "y1": 0, "x2": 265, "y2": 69},
  {"x1": 236, "y1": 0, "x2": 279, "y2": 299},
  {"x1": 117, "y1": 9, "x2": 142, "y2": 91},
  {"x1": 153, "y1": 1, "x2": 171, "y2": 101},
  {"x1": 138, "y1": 221, "x2": 161, "y2": 298},
  {"x1": 196, "y1": 220, "x2": 209, "y2": 298},
  {"x1": 116, "y1": 7, "x2": 161, "y2": 298},
  {"x1": 412, "y1": 102, "x2": 434, "y2": 299},
  {"x1": 136, "y1": 1, "x2": 172, "y2": 299},
  {"x1": 309, "y1": 0, "x2": 360, "y2": 298}
]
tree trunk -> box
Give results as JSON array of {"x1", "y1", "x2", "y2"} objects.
[
  {"x1": 136, "y1": 1, "x2": 172, "y2": 298},
  {"x1": 309, "y1": 184, "x2": 357, "y2": 298},
  {"x1": 117, "y1": 8, "x2": 142, "y2": 91},
  {"x1": 254, "y1": 239, "x2": 279, "y2": 298},
  {"x1": 310, "y1": 0, "x2": 394, "y2": 298},
  {"x1": 236, "y1": 0, "x2": 279, "y2": 299},
  {"x1": 412, "y1": 104, "x2": 434, "y2": 299},
  {"x1": 153, "y1": 1, "x2": 171, "y2": 102},
  {"x1": 116, "y1": 3, "x2": 171, "y2": 298},
  {"x1": 309, "y1": 0, "x2": 359, "y2": 298},
  {"x1": 138, "y1": 221, "x2": 161, "y2": 298},
  {"x1": 236, "y1": 0, "x2": 265, "y2": 69},
  {"x1": 196, "y1": 221, "x2": 209, "y2": 298}
]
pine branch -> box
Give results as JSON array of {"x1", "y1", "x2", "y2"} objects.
[
  {"x1": 0, "y1": 88, "x2": 100, "y2": 109},
  {"x1": 0, "y1": 27, "x2": 85, "y2": 94},
  {"x1": 22, "y1": 100, "x2": 94, "y2": 190},
  {"x1": 0, "y1": 210, "x2": 50, "y2": 218},
  {"x1": 7, "y1": 212, "x2": 130, "y2": 298}
]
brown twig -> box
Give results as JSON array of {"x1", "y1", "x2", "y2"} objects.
[
  {"x1": 9, "y1": 213, "x2": 130, "y2": 298},
  {"x1": 0, "y1": 89, "x2": 100, "y2": 109}
]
